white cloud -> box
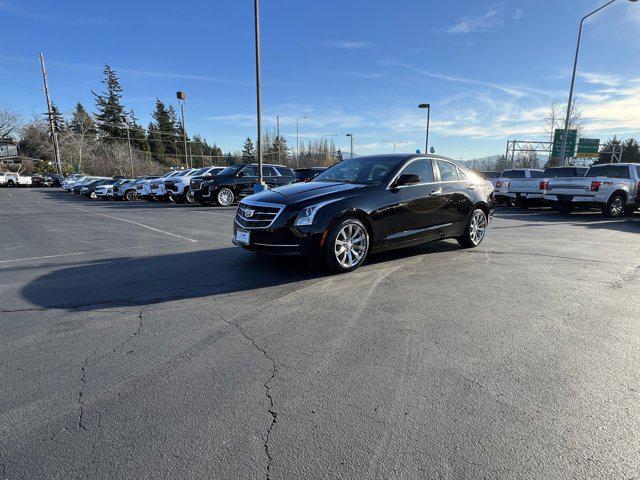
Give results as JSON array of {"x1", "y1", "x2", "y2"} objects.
[
  {"x1": 323, "y1": 40, "x2": 375, "y2": 50},
  {"x1": 579, "y1": 72, "x2": 621, "y2": 87},
  {"x1": 446, "y1": 4, "x2": 506, "y2": 34}
]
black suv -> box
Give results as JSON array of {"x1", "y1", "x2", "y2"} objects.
[
  {"x1": 193, "y1": 163, "x2": 296, "y2": 206},
  {"x1": 233, "y1": 154, "x2": 495, "y2": 273}
]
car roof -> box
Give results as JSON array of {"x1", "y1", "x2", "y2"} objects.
[{"x1": 589, "y1": 163, "x2": 639, "y2": 167}]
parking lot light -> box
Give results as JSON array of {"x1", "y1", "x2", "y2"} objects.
[{"x1": 418, "y1": 104, "x2": 431, "y2": 155}]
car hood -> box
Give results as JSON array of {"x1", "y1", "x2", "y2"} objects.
[{"x1": 246, "y1": 181, "x2": 371, "y2": 206}]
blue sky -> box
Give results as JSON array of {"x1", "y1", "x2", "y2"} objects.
[{"x1": 1, "y1": 0, "x2": 639, "y2": 159}]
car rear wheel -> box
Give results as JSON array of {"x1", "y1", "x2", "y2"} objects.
[
  {"x1": 324, "y1": 218, "x2": 370, "y2": 273},
  {"x1": 89, "y1": 191, "x2": 97, "y2": 199},
  {"x1": 125, "y1": 190, "x2": 137, "y2": 201},
  {"x1": 458, "y1": 209, "x2": 488, "y2": 248},
  {"x1": 216, "y1": 187, "x2": 235, "y2": 207},
  {"x1": 603, "y1": 194, "x2": 625, "y2": 218}
]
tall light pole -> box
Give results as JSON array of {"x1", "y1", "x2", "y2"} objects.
[
  {"x1": 176, "y1": 91, "x2": 189, "y2": 169},
  {"x1": 346, "y1": 133, "x2": 354, "y2": 158},
  {"x1": 253, "y1": 0, "x2": 265, "y2": 189},
  {"x1": 418, "y1": 104, "x2": 431, "y2": 155},
  {"x1": 559, "y1": 0, "x2": 638, "y2": 165},
  {"x1": 296, "y1": 116, "x2": 306, "y2": 163},
  {"x1": 39, "y1": 53, "x2": 62, "y2": 176},
  {"x1": 381, "y1": 140, "x2": 409, "y2": 154}
]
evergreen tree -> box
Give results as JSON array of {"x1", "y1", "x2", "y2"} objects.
[
  {"x1": 127, "y1": 111, "x2": 150, "y2": 154},
  {"x1": 622, "y1": 138, "x2": 640, "y2": 164},
  {"x1": 335, "y1": 148, "x2": 343, "y2": 162},
  {"x1": 68, "y1": 102, "x2": 96, "y2": 139},
  {"x1": 268, "y1": 135, "x2": 289, "y2": 164},
  {"x1": 241, "y1": 137, "x2": 256, "y2": 162},
  {"x1": 148, "y1": 122, "x2": 166, "y2": 164},
  {"x1": 152, "y1": 99, "x2": 178, "y2": 156},
  {"x1": 93, "y1": 64, "x2": 126, "y2": 140},
  {"x1": 44, "y1": 103, "x2": 66, "y2": 136},
  {"x1": 595, "y1": 136, "x2": 621, "y2": 164}
]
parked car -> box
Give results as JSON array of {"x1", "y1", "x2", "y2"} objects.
[
  {"x1": 194, "y1": 163, "x2": 297, "y2": 206},
  {"x1": 94, "y1": 179, "x2": 131, "y2": 199},
  {"x1": 31, "y1": 174, "x2": 53, "y2": 187},
  {"x1": 188, "y1": 168, "x2": 226, "y2": 204},
  {"x1": 494, "y1": 169, "x2": 544, "y2": 205},
  {"x1": 232, "y1": 154, "x2": 494, "y2": 273},
  {"x1": 478, "y1": 171, "x2": 501, "y2": 189},
  {"x1": 113, "y1": 176, "x2": 158, "y2": 201},
  {"x1": 149, "y1": 169, "x2": 196, "y2": 201},
  {"x1": 545, "y1": 163, "x2": 640, "y2": 217},
  {"x1": 1, "y1": 172, "x2": 32, "y2": 187},
  {"x1": 509, "y1": 166, "x2": 589, "y2": 209},
  {"x1": 164, "y1": 167, "x2": 225, "y2": 204},
  {"x1": 73, "y1": 177, "x2": 108, "y2": 195},
  {"x1": 80, "y1": 179, "x2": 114, "y2": 199},
  {"x1": 0, "y1": 172, "x2": 14, "y2": 187},
  {"x1": 136, "y1": 170, "x2": 180, "y2": 200},
  {"x1": 62, "y1": 174, "x2": 86, "y2": 191},
  {"x1": 294, "y1": 167, "x2": 327, "y2": 183},
  {"x1": 144, "y1": 170, "x2": 185, "y2": 201}
]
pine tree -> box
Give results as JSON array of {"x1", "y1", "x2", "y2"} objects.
[
  {"x1": 148, "y1": 122, "x2": 166, "y2": 164},
  {"x1": 152, "y1": 99, "x2": 178, "y2": 156},
  {"x1": 595, "y1": 136, "x2": 621, "y2": 164},
  {"x1": 622, "y1": 138, "x2": 640, "y2": 164},
  {"x1": 68, "y1": 102, "x2": 96, "y2": 138},
  {"x1": 93, "y1": 64, "x2": 126, "y2": 140},
  {"x1": 44, "y1": 103, "x2": 66, "y2": 136},
  {"x1": 241, "y1": 137, "x2": 255, "y2": 162},
  {"x1": 335, "y1": 148, "x2": 343, "y2": 162},
  {"x1": 127, "y1": 111, "x2": 150, "y2": 154},
  {"x1": 268, "y1": 135, "x2": 289, "y2": 164}
]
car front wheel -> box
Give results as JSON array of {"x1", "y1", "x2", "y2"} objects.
[
  {"x1": 125, "y1": 190, "x2": 137, "y2": 201},
  {"x1": 458, "y1": 209, "x2": 488, "y2": 248},
  {"x1": 603, "y1": 194, "x2": 625, "y2": 218},
  {"x1": 216, "y1": 187, "x2": 235, "y2": 207},
  {"x1": 185, "y1": 188, "x2": 196, "y2": 204},
  {"x1": 324, "y1": 218, "x2": 370, "y2": 273},
  {"x1": 89, "y1": 191, "x2": 97, "y2": 199}
]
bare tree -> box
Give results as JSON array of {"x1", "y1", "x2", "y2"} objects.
[{"x1": 0, "y1": 107, "x2": 22, "y2": 140}]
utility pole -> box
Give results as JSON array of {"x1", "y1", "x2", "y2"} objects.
[
  {"x1": 176, "y1": 91, "x2": 189, "y2": 169},
  {"x1": 39, "y1": 53, "x2": 62, "y2": 175},
  {"x1": 253, "y1": 0, "x2": 265, "y2": 189}
]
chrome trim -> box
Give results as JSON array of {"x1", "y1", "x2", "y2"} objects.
[
  {"x1": 253, "y1": 243, "x2": 300, "y2": 247},
  {"x1": 384, "y1": 223, "x2": 453, "y2": 241},
  {"x1": 235, "y1": 200, "x2": 285, "y2": 229}
]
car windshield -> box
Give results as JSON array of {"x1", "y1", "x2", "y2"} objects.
[
  {"x1": 217, "y1": 166, "x2": 242, "y2": 176},
  {"x1": 314, "y1": 157, "x2": 402, "y2": 185}
]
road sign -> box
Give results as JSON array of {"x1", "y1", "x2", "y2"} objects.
[
  {"x1": 552, "y1": 129, "x2": 577, "y2": 158},
  {"x1": 576, "y1": 138, "x2": 600, "y2": 158}
]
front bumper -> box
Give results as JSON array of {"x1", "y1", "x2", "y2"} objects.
[{"x1": 232, "y1": 221, "x2": 327, "y2": 256}]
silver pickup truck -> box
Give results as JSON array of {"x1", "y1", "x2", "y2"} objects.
[
  {"x1": 494, "y1": 169, "x2": 544, "y2": 206},
  {"x1": 509, "y1": 166, "x2": 588, "y2": 209},
  {"x1": 544, "y1": 163, "x2": 640, "y2": 217}
]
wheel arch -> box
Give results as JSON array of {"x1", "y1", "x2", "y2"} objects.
[
  {"x1": 608, "y1": 189, "x2": 628, "y2": 203},
  {"x1": 325, "y1": 208, "x2": 375, "y2": 243}
]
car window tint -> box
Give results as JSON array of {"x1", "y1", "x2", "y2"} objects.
[
  {"x1": 502, "y1": 170, "x2": 526, "y2": 178},
  {"x1": 529, "y1": 171, "x2": 544, "y2": 178},
  {"x1": 401, "y1": 159, "x2": 434, "y2": 183},
  {"x1": 587, "y1": 165, "x2": 630, "y2": 179},
  {"x1": 436, "y1": 160, "x2": 459, "y2": 181},
  {"x1": 262, "y1": 166, "x2": 277, "y2": 176},
  {"x1": 239, "y1": 166, "x2": 258, "y2": 177}
]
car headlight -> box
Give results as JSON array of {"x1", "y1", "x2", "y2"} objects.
[{"x1": 294, "y1": 199, "x2": 343, "y2": 226}]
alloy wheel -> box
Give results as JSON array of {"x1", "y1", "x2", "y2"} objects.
[
  {"x1": 334, "y1": 222, "x2": 368, "y2": 269},
  {"x1": 469, "y1": 210, "x2": 487, "y2": 246},
  {"x1": 610, "y1": 197, "x2": 623, "y2": 217},
  {"x1": 217, "y1": 188, "x2": 234, "y2": 206}
]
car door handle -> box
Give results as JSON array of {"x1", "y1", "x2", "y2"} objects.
[
  {"x1": 429, "y1": 189, "x2": 442, "y2": 197},
  {"x1": 467, "y1": 185, "x2": 477, "y2": 190}
]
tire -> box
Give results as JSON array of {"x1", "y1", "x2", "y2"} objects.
[
  {"x1": 125, "y1": 190, "x2": 137, "y2": 201},
  {"x1": 603, "y1": 194, "x2": 625, "y2": 218},
  {"x1": 89, "y1": 191, "x2": 97, "y2": 200},
  {"x1": 557, "y1": 202, "x2": 574, "y2": 214},
  {"x1": 185, "y1": 188, "x2": 196, "y2": 204},
  {"x1": 323, "y1": 217, "x2": 370, "y2": 273},
  {"x1": 216, "y1": 187, "x2": 235, "y2": 207},
  {"x1": 7, "y1": 180, "x2": 15, "y2": 187},
  {"x1": 457, "y1": 209, "x2": 488, "y2": 249}
]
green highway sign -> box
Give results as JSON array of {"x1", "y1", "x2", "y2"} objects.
[
  {"x1": 576, "y1": 138, "x2": 600, "y2": 158},
  {"x1": 552, "y1": 129, "x2": 577, "y2": 158}
]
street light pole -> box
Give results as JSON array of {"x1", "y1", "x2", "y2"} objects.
[
  {"x1": 559, "y1": 0, "x2": 637, "y2": 165},
  {"x1": 253, "y1": 0, "x2": 265, "y2": 188},
  {"x1": 346, "y1": 133, "x2": 354, "y2": 158},
  {"x1": 418, "y1": 104, "x2": 431, "y2": 154},
  {"x1": 382, "y1": 140, "x2": 408, "y2": 154},
  {"x1": 176, "y1": 91, "x2": 189, "y2": 169}
]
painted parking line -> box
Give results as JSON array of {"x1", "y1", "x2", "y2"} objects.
[
  {"x1": 74, "y1": 208, "x2": 198, "y2": 243},
  {"x1": 0, "y1": 241, "x2": 196, "y2": 265}
]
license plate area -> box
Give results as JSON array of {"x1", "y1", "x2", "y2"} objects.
[{"x1": 235, "y1": 229, "x2": 250, "y2": 245}]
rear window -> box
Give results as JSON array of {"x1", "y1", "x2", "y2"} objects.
[
  {"x1": 586, "y1": 165, "x2": 630, "y2": 179},
  {"x1": 530, "y1": 171, "x2": 545, "y2": 178},
  {"x1": 501, "y1": 170, "x2": 526, "y2": 178},
  {"x1": 480, "y1": 172, "x2": 500, "y2": 179},
  {"x1": 544, "y1": 168, "x2": 580, "y2": 178}
]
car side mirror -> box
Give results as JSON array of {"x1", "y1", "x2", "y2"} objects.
[{"x1": 392, "y1": 173, "x2": 421, "y2": 189}]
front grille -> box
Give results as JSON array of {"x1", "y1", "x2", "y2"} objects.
[
  {"x1": 165, "y1": 182, "x2": 178, "y2": 192},
  {"x1": 191, "y1": 180, "x2": 202, "y2": 190},
  {"x1": 113, "y1": 186, "x2": 120, "y2": 192},
  {"x1": 235, "y1": 203, "x2": 283, "y2": 229}
]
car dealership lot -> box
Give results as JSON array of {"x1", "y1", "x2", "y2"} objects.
[{"x1": 2, "y1": 188, "x2": 640, "y2": 479}]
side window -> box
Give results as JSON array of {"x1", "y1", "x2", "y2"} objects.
[
  {"x1": 530, "y1": 171, "x2": 544, "y2": 178},
  {"x1": 401, "y1": 159, "x2": 434, "y2": 183},
  {"x1": 239, "y1": 166, "x2": 258, "y2": 177},
  {"x1": 436, "y1": 160, "x2": 459, "y2": 182},
  {"x1": 262, "y1": 166, "x2": 277, "y2": 177},
  {"x1": 455, "y1": 166, "x2": 469, "y2": 180}
]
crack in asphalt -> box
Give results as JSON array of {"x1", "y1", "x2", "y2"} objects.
[
  {"x1": 77, "y1": 358, "x2": 88, "y2": 431},
  {"x1": 219, "y1": 313, "x2": 277, "y2": 480},
  {"x1": 612, "y1": 263, "x2": 640, "y2": 289}
]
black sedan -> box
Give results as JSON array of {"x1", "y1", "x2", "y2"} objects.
[
  {"x1": 233, "y1": 154, "x2": 494, "y2": 273},
  {"x1": 294, "y1": 167, "x2": 326, "y2": 183},
  {"x1": 193, "y1": 163, "x2": 297, "y2": 206}
]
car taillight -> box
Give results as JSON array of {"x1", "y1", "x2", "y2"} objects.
[
  {"x1": 496, "y1": 181, "x2": 503, "y2": 188},
  {"x1": 539, "y1": 181, "x2": 548, "y2": 190},
  {"x1": 590, "y1": 181, "x2": 602, "y2": 192}
]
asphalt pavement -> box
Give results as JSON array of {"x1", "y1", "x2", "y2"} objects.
[{"x1": 1, "y1": 188, "x2": 640, "y2": 479}]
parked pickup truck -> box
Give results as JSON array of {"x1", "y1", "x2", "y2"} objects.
[
  {"x1": 509, "y1": 166, "x2": 589, "y2": 209},
  {"x1": 494, "y1": 169, "x2": 544, "y2": 205},
  {"x1": 1, "y1": 172, "x2": 32, "y2": 187},
  {"x1": 544, "y1": 163, "x2": 640, "y2": 217},
  {"x1": 164, "y1": 166, "x2": 224, "y2": 204}
]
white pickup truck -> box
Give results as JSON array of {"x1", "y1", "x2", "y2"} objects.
[
  {"x1": 494, "y1": 169, "x2": 544, "y2": 206},
  {"x1": 148, "y1": 169, "x2": 195, "y2": 202},
  {"x1": 138, "y1": 170, "x2": 181, "y2": 200},
  {"x1": 508, "y1": 166, "x2": 589, "y2": 209},
  {"x1": 544, "y1": 163, "x2": 640, "y2": 217},
  {"x1": 0, "y1": 172, "x2": 32, "y2": 187}
]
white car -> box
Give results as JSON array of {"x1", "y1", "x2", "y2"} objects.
[
  {"x1": 94, "y1": 179, "x2": 131, "y2": 199},
  {"x1": 138, "y1": 170, "x2": 181, "y2": 200},
  {"x1": 164, "y1": 167, "x2": 225, "y2": 204},
  {"x1": 148, "y1": 169, "x2": 195, "y2": 202},
  {"x1": 62, "y1": 174, "x2": 86, "y2": 191},
  {"x1": 0, "y1": 172, "x2": 32, "y2": 187}
]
